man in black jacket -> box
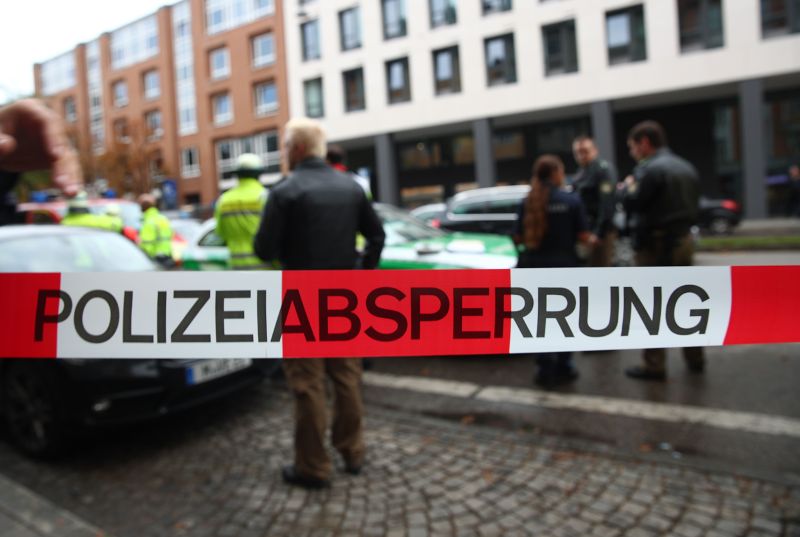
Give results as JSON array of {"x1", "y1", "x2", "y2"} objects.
[
  {"x1": 254, "y1": 117, "x2": 385, "y2": 488},
  {"x1": 622, "y1": 120, "x2": 704, "y2": 381}
]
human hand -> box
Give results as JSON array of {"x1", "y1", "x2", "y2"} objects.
[{"x1": 0, "y1": 99, "x2": 83, "y2": 196}]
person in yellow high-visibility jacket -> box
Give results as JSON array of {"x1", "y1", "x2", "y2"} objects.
[
  {"x1": 214, "y1": 153, "x2": 272, "y2": 270},
  {"x1": 61, "y1": 191, "x2": 120, "y2": 231},
  {"x1": 138, "y1": 193, "x2": 173, "y2": 264}
]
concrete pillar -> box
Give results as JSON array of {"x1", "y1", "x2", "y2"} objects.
[
  {"x1": 472, "y1": 118, "x2": 496, "y2": 188},
  {"x1": 738, "y1": 79, "x2": 768, "y2": 219},
  {"x1": 375, "y1": 133, "x2": 399, "y2": 206},
  {"x1": 591, "y1": 100, "x2": 617, "y2": 172}
]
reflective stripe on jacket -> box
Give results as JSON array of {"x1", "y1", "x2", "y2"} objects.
[
  {"x1": 214, "y1": 178, "x2": 270, "y2": 269},
  {"x1": 62, "y1": 212, "x2": 121, "y2": 232},
  {"x1": 140, "y1": 207, "x2": 173, "y2": 258}
]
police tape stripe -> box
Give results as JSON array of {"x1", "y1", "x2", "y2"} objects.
[{"x1": 0, "y1": 266, "x2": 797, "y2": 359}]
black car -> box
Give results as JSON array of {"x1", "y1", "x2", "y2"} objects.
[
  {"x1": 411, "y1": 185, "x2": 530, "y2": 236},
  {"x1": 0, "y1": 225, "x2": 276, "y2": 457},
  {"x1": 414, "y1": 186, "x2": 742, "y2": 238},
  {"x1": 698, "y1": 197, "x2": 742, "y2": 235}
]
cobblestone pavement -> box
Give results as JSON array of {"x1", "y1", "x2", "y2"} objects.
[{"x1": 0, "y1": 382, "x2": 798, "y2": 537}]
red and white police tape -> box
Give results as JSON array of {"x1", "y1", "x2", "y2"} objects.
[{"x1": 0, "y1": 266, "x2": 797, "y2": 360}]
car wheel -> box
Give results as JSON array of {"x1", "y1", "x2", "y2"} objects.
[
  {"x1": 2, "y1": 361, "x2": 68, "y2": 457},
  {"x1": 709, "y1": 216, "x2": 732, "y2": 235}
]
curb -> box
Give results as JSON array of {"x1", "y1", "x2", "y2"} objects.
[{"x1": 0, "y1": 474, "x2": 108, "y2": 537}]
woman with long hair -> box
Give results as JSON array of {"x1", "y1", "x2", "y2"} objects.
[{"x1": 513, "y1": 154, "x2": 592, "y2": 387}]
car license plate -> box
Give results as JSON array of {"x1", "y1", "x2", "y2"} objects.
[{"x1": 185, "y1": 359, "x2": 252, "y2": 385}]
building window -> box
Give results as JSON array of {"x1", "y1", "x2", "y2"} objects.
[
  {"x1": 383, "y1": 0, "x2": 407, "y2": 40},
  {"x1": 254, "y1": 81, "x2": 278, "y2": 116},
  {"x1": 761, "y1": 0, "x2": 800, "y2": 37},
  {"x1": 111, "y1": 16, "x2": 159, "y2": 69},
  {"x1": 301, "y1": 20, "x2": 321, "y2": 61},
  {"x1": 542, "y1": 20, "x2": 578, "y2": 76},
  {"x1": 304, "y1": 78, "x2": 324, "y2": 118},
  {"x1": 252, "y1": 33, "x2": 275, "y2": 67},
  {"x1": 430, "y1": 0, "x2": 457, "y2": 28},
  {"x1": 41, "y1": 52, "x2": 76, "y2": 95},
  {"x1": 181, "y1": 147, "x2": 200, "y2": 178},
  {"x1": 213, "y1": 93, "x2": 233, "y2": 125},
  {"x1": 678, "y1": 0, "x2": 724, "y2": 51},
  {"x1": 206, "y1": 0, "x2": 275, "y2": 35},
  {"x1": 484, "y1": 34, "x2": 516, "y2": 86},
  {"x1": 145, "y1": 110, "x2": 163, "y2": 141},
  {"x1": 385, "y1": 58, "x2": 411, "y2": 104},
  {"x1": 210, "y1": 47, "x2": 230, "y2": 79},
  {"x1": 433, "y1": 46, "x2": 461, "y2": 95},
  {"x1": 606, "y1": 5, "x2": 647, "y2": 65},
  {"x1": 483, "y1": 0, "x2": 511, "y2": 15},
  {"x1": 215, "y1": 131, "x2": 280, "y2": 182},
  {"x1": 343, "y1": 68, "x2": 366, "y2": 112},
  {"x1": 339, "y1": 7, "x2": 362, "y2": 51},
  {"x1": 63, "y1": 97, "x2": 77, "y2": 123},
  {"x1": 113, "y1": 80, "x2": 128, "y2": 107},
  {"x1": 143, "y1": 70, "x2": 160, "y2": 99}
]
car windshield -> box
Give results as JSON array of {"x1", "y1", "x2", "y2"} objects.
[
  {"x1": 170, "y1": 219, "x2": 203, "y2": 242},
  {"x1": 90, "y1": 203, "x2": 142, "y2": 229},
  {"x1": 377, "y1": 206, "x2": 447, "y2": 245},
  {"x1": 0, "y1": 231, "x2": 156, "y2": 272}
]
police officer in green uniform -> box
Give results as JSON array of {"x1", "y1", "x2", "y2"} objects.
[
  {"x1": 138, "y1": 193, "x2": 173, "y2": 265},
  {"x1": 61, "y1": 191, "x2": 120, "y2": 231},
  {"x1": 214, "y1": 153, "x2": 272, "y2": 270},
  {"x1": 622, "y1": 120, "x2": 704, "y2": 381},
  {"x1": 572, "y1": 135, "x2": 618, "y2": 267}
]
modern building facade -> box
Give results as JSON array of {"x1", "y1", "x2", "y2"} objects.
[
  {"x1": 35, "y1": 0, "x2": 289, "y2": 206},
  {"x1": 285, "y1": 0, "x2": 800, "y2": 217}
]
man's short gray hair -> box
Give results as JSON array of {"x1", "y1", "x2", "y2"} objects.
[{"x1": 284, "y1": 117, "x2": 327, "y2": 159}]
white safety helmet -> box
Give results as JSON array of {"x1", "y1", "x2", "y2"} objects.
[
  {"x1": 67, "y1": 191, "x2": 90, "y2": 211},
  {"x1": 234, "y1": 153, "x2": 265, "y2": 177}
]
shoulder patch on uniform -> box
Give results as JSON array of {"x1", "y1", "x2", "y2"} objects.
[{"x1": 601, "y1": 182, "x2": 613, "y2": 194}]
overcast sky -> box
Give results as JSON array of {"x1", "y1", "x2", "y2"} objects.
[{"x1": 1, "y1": 0, "x2": 170, "y2": 104}]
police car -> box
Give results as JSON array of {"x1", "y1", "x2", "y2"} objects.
[
  {"x1": 180, "y1": 204, "x2": 518, "y2": 271},
  {"x1": 0, "y1": 225, "x2": 276, "y2": 457}
]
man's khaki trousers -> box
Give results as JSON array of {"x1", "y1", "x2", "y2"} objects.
[{"x1": 282, "y1": 358, "x2": 365, "y2": 480}]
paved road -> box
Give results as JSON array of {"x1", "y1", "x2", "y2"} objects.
[{"x1": 0, "y1": 384, "x2": 798, "y2": 537}]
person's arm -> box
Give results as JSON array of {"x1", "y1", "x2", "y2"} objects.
[
  {"x1": 595, "y1": 163, "x2": 618, "y2": 237},
  {"x1": 213, "y1": 196, "x2": 226, "y2": 241},
  {"x1": 622, "y1": 165, "x2": 661, "y2": 213},
  {"x1": 357, "y1": 195, "x2": 385, "y2": 270},
  {"x1": 253, "y1": 189, "x2": 285, "y2": 265},
  {"x1": 0, "y1": 99, "x2": 82, "y2": 196}
]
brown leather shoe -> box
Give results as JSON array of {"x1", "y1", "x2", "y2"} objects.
[
  {"x1": 344, "y1": 461, "x2": 363, "y2": 476},
  {"x1": 281, "y1": 465, "x2": 330, "y2": 489}
]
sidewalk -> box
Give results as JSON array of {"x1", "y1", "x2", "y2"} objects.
[
  {"x1": 736, "y1": 217, "x2": 800, "y2": 235},
  {"x1": 0, "y1": 384, "x2": 798, "y2": 537},
  {"x1": 0, "y1": 474, "x2": 107, "y2": 537}
]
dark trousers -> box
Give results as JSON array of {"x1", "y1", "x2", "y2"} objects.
[
  {"x1": 635, "y1": 232, "x2": 705, "y2": 374},
  {"x1": 536, "y1": 352, "x2": 575, "y2": 375},
  {"x1": 282, "y1": 358, "x2": 365, "y2": 480}
]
